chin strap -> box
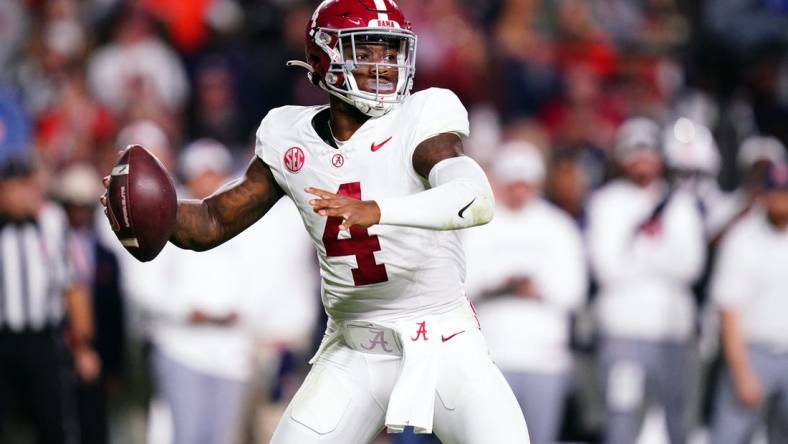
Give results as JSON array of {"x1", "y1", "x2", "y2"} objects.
[
  {"x1": 286, "y1": 59, "x2": 321, "y2": 87},
  {"x1": 285, "y1": 60, "x2": 314, "y2": 72},
  {"x1": 285, "y1": 60, "x2": 386, "y2": 117}
]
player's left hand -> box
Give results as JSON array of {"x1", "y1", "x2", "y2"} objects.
[
  {"x1": 306, "y1": 187, "x2": 381, "y2": 231},
  {"x1": 73, "y1": 345, "x2": 102, "y2": 383}
]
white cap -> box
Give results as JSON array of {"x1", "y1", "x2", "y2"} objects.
[
  {"x1": 116, "y1": 120, "x2": 170, "y2": 157},
  {"x1": 663, "y1": 117, "x2": 721, "y2": 174},
  {"x1": 54, "y1": 163, "x2": 103, "y2": 206},
  {"x1": 491, "y1": 141, "x2": 545, "y2": 185},
  {"x1": 44, "y1": 19, "x2": 85, "y2": 58},
  {"x1": 614, "y1": 117, "x2": 661, "y2": 162},
  {"x1": 179, "y1": 138, "x2": 233, "y2": 180},
  {"x1": 737, "y1": 136, "x2": 786, "y2": 170}
]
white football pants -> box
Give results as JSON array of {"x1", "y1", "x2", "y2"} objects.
[{"x1": 270, "y1": 305, "x2": 530, "y2": 444}]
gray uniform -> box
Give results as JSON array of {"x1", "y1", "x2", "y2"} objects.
[{"x1": 710, "y1": 210, "x2": 788, "y2": 443}]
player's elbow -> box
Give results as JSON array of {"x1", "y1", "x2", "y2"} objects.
[
  {"x1": 170, "y1": 233, "x2": 217, "y2": 252},
  {"x1": 471, "y1": 188, "x2": 495, "y2": 226},
  {"x1": 453, "y1": 180, "x2": 494, "y2": 228},
  {"x1": 182, "y1": 240, "x2": 215, "y2": 252},
  {"x1": 169, "y1": 200, "x2": 227, "y2": 252}
]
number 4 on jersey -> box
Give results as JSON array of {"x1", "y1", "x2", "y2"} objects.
[{"x1": 321, "y1": 182, "x2": 389, "y2": 286}]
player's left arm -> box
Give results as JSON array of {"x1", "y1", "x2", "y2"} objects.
[
  {"x1": 65, "y1": 284, "x2": 101, "y2": 382},
  {"x1": 306, "y1": 132, "x2": 494, "y2": 230}
]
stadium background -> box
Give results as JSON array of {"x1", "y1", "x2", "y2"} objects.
[{"x1": 1, "y1": 0, "x2": 788, "y2": 443}]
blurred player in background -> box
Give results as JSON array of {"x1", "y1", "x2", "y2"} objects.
[
  {"x1": 710, "y1": 162, "x2": 788, "y2": 443},
  {"x1": 545, "y1": 148, "x2": 592, "y2": 228},
  {"x1": 229, "y1": 184, "x2": 318, "y2": 444},
  {"x1": 0, "y1": 93, "x2": 98, "y2": 444},
  {"x1": 129, "y1": 139, "x2": 262, "y2": 444},
  {"x1": 55, "y1": 163, "x2": 125, "y2": 444},
  {"x1": 662, "y1": 117, "x2": 724, "y2": 237},
  {"x1": 465, "y1": 142, "x2": 587, "y2": 444},
  {"x1": 0, "y1": 151, "x2": 95, "y2": 443},
  {"x1": 709, "y1": 136, "x2": 787, "y2": 246},
  {"x1": 101, "y1": 0, "x2": 529, "y2": 443},
  {"x1": 587, "y1": 117, "x2": 706, "y2": 444}
]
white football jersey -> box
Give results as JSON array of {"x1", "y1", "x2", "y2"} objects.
[{"x1": 255, "y1": 88, "x2": 470, "y2": 322}]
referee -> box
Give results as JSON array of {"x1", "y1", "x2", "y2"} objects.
[{"x1": 0, "y1": 148, "x2": 98, "y2": 444}]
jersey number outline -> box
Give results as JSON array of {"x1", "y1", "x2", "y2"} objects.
[{"x1": 321, "y1": 182, "x2": 389, "y2": 286}]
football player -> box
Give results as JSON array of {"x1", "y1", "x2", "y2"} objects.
[{"x1": 103, "y1": 0, "x2": 529, "y2": 443}]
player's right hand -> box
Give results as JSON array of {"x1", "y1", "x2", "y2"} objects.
[
  {"x1": 189, "y1": 309, "x2": 239, "y2": 326},
  {"x1": 507, "y1": 276, "x2": 540, "y2": 299},
  {"x1": 73, "y1": 346, "x2": 102, "y2": 383},
  {"x1": 733, "y1": 370, "x2": 763, "y2": 409}
]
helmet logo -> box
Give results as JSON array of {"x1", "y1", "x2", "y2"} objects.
[
  {"x1": 368, "y1": 19, "x2": 401, "y2": 28},
  {"x1": 284, "y1": 147, "x2": 305, "y2": 173}
]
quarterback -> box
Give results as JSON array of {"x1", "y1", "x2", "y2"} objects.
[{"x1": 134, "y1": 0, "x2": 528, "y2": 442}]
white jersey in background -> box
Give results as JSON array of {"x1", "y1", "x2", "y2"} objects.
[
  {"x1": 587, "y1": 179, "x2": 706, "y2": 341},
  {"x1": 255, "y1": 88, "x2": 470, "y2": 322},
  {"x1": 711, "y1": 209, "x2": 788, "y2": 350},
  {"x1": 464, "y1": 200, "x2": 587, "y2": 373}
]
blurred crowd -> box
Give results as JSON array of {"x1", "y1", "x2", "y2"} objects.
[{"x1": 1, "y1": 0, "x2": 788, "y2": 443}]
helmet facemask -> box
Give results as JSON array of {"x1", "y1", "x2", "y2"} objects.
[{"x1": 314, "y1": 27, "x2": 417, "y2": 117}]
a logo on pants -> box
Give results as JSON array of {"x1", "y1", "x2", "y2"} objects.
[
  {"x1": 411, "y1": 321, "x2": 428, "y2": 341},
  {"x1": 361, "y1": 330, "x2": 394, "y2": 352}
]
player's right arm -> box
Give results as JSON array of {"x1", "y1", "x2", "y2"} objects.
[
  {"x1": 711, "y1": 222, "x2": 762, "y2": 408},
  {"x1": 720, "y1": 309, "x2": 762, "y2": 408},
  {"x1": 170, "y1": 157, "x2": 284, "y2": 251}
]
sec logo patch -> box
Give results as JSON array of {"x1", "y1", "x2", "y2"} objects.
[{"x1": 284, "y1": 147, "x2": 305, "y2": 173}]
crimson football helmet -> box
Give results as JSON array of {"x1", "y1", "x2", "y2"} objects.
[{"x1": 288, "y1": 0, "x2": 417, "y2": 117}]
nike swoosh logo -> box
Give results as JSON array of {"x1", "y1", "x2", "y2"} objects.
[
  {"x1": 441, "y1": 330, "x2": 466, "y2": 342},
  {"x1": 457, "y1": 198, "x2": 476, "y2": 218},
  {"x1": 371, "y1": 136, "x2": 393, "y2": 152}
]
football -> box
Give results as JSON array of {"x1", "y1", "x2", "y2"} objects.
[{"x1": 106, "y1": 145, "x2": 177, "y2": 262}]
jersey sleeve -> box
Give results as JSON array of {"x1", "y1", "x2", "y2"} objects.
[
  {"x1": 409, "y1": 88, "x2": 470, "y2": 149},
  {"x1": 253, "y1": 109, "x2": 291, "y2": 196},
  {"x1": 254, "y1": 111, "x2": 278, "y2": 170}
]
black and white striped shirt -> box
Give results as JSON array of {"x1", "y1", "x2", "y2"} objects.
[{"x1": 0, "y1": 204, "x2": 73, "y2": 332}]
